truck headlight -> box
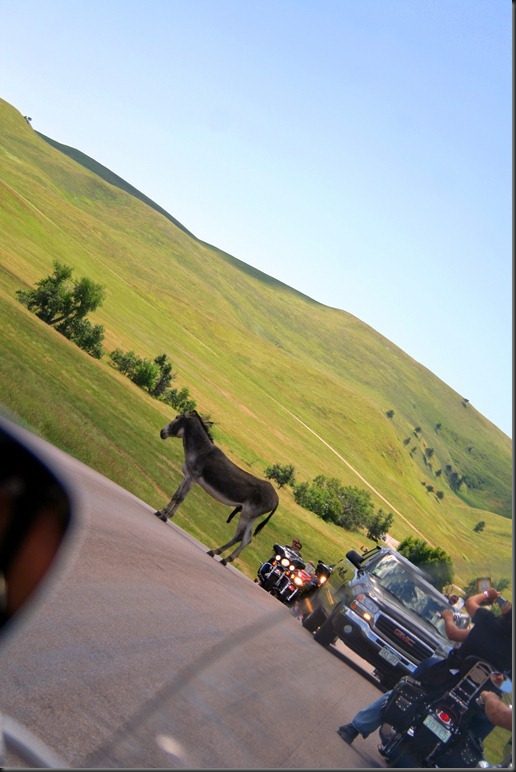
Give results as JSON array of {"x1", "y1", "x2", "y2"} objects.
[{"x1": 351, "y1": 593, "x2": 379, "y2": 621}]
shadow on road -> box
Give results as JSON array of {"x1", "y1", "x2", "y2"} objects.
[{"x1": 324, "y1": 642, "x2": 388, "y2": 693}]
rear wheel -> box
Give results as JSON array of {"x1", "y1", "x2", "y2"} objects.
[
  {"x1": 313, "y1": 615, "x2": 337, "y2": 646},
  {"x1": 385, "y1": 739, "x2": 422, "y2": 769}
]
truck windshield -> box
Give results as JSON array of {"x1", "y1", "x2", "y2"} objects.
[{"x1": 368, "y1": 553, "x2": 454, "y2": 634}]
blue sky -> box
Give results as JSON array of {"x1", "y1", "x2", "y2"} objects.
[{"x1": 1, "y1": 0, "x2": 512, "y2": 436}]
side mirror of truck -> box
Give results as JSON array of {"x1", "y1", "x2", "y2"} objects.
[{"x1": 346, "y1": 550, "x2": 364, "y2": 568}]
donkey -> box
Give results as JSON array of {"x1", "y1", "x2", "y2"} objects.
[{"x1": 154, "y1": 411, "x2": 279, "y2": 565}]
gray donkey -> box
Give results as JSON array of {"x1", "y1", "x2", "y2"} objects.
[{"x1": 154, "y1": 411, "x2": 279, "y2": 564}]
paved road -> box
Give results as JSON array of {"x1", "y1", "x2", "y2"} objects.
[{"x1": 0, "y1": 426, "x2": 386, "y2": 768}]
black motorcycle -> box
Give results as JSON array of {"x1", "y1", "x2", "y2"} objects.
[
  {"x1": 256, "y1": 544, "x2": 309, "y2": 605},
  {"x1": 378, "y1": 655, "x2": 504, "y2": 768}
]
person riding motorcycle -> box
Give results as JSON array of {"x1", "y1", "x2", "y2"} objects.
[{"x1": 337, "y1": 586, "x2": 512, "y2": 746}]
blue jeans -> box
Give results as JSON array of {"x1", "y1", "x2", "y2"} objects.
[{"x1": 350, "y1": 657, "x2": 442, "y2": 737}]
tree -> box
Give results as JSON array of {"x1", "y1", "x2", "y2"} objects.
[
  {"x1": 264, "y1": 464, "x2": 296, "y2": 488},
  {"x1": 424, "y1": 448, "x2": 435, "y2": 460},
  {"x1": 449, "y1": 471, "x2": 464, "y2": 491},
  {"x1": 16, "y1": 261, "x2": 106, "y2": 356},
  {"x1": 56, "y1": 317, "x2": 105, "y2": 359},
  {"x1": 110, "y1": 348, "x2": 141, "y2": 376},
  {"x1": 149, "y1": 354, "x2": 174, "y2": 398},
  {"x1": 293, "y1": 480, "x2": 341, "y2": 523},
  {"x1": 435, "y1": 490, "x2": 445, "y2": 501},
  {"x1": 162, "y1": 386, "x2": 196, "y2": 412},
  {"x1": 109, "y1": 348, "x2": 159, "y2": 392},
  {"x1": 366, "y1": 509, "x2": 394, "y2": 542},
  {"x1": 397, "y1": 536, "x2": 453, "y2": 592},
  {"x1": 131, "y1": 359, "x2": 160, "y2": 391},
  {"x1": 293, "y1": 476, "x2": 374, "y2": 530},
  {"x1": 473, "y1": 521, "x2": 486, "y2": 533},
  {"x1": 17, "y1": 262, "x2": 105, "y2": 326},
  {"x1": 17, "y1": 261, "x2": 74, "y2": 323},
  {"x1": 386, "y1": 410, "x2": 395, "y2": 419}
]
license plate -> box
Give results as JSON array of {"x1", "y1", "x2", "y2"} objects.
[
  {"x1": 379, "y1": 646, "x2": 400, "y2": 666},
  {"x1": 423, "y1": 714, "x2": 451, "y2": 742}
]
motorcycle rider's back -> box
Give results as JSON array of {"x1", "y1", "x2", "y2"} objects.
[{"x1": 419, "y1": 603, "x2": 512, "y2": 696}]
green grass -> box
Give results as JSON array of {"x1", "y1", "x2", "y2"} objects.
[{"x1": 0, "y1": 98, "x2": 512, "y2": 594}]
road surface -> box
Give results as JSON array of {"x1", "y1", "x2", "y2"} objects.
[{"x1": 0, "y1": 426, "x2": 386, "y2": 768}]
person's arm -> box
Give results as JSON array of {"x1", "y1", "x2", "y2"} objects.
[
  {"x1": 465, "y1": 587, "x2": 500, "y2": 617},
  {"x1": 479, "y1": 691, "x2": 513, "y2": 731},
  {"x1": 440, "y1": 609, "x2": 470, "y2": 642}
]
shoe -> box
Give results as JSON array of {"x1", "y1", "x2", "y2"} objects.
[{"x1": 337, "y1": 723, "x2": 359, "y2": 745}]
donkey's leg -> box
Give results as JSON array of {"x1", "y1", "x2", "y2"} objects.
[
  {"x1": 154, "y1": 475, "x2": 195, "y2": 522},
  {"x1": 221, "y1": 521, "x2": 254, "y2": 565},
  {"x1": 207, "y1": 518, "x2": 247, "y2": 562}
]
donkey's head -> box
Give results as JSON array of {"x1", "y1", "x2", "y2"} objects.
[{"x1": 160, "y1": 411, "x2": 214, "y2": 441}]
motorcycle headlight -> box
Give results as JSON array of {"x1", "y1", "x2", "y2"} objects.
[
  {"x1": 319, "y1": 575, "x2": 327, "y2": 585},
  {"x1": 294, "y1": 575, "x2": 304, "y2": 586},
  {"x1": 280, "y1": 557, "x2": 290, "y2": 567},
  {"x1": 275, "y1": 555, "x2": 282, "y2": 562},
  {"x1": 289, "y1": 563, "x2": 296, "y2": 571}
]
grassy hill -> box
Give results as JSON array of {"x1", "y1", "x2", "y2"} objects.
[{"x1": 0, "y1": 98, "x2": 512, "y2": 589}]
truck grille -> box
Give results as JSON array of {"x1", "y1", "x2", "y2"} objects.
[{"x1": 375, "y1": 615, "x2": 435, "y2": 662}]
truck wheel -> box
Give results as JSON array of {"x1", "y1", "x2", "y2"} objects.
[
  {"x1": 302, "y1": 605, "x2": 326, "y2": 632},
  {"x1": 313, "y1": 615, "x2": 337, "y2": 646}
]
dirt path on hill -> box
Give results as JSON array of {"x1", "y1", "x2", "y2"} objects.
[{"x1": 271, "y1": 398, "x2": 434, "y2": 547}]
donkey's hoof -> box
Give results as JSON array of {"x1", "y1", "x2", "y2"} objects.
[
  {"x1": 153, "y1": 510, "x2": 161, "y2": 517},
  {"x1": 207, "y1": 550, "x2": 215, "y2": 557},
  {"x1": 159, "y1": 514, "x2": 168, "y2": 523},
  {"x1": 220, "y1": 558, "x2": 227, "y2": 566}
]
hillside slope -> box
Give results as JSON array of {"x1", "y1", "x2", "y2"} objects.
[{"x1": 0, "y1": 98, "x2": 511, "y2": 585}]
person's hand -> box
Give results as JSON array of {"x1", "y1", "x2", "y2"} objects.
[
  {"x1": 483, "y1": 587, "x2": 500, "y2": 602},
  {"x1": 441, "y1": 609, "x2": 454, "y2": 622}
]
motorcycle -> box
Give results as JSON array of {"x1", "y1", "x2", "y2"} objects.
[
  {"x1": 290, "y1": 559, "x2": 333, "y2": 620},
  {"x1": 256, "y1": 543, "x2": 311, "y2": 605},
  {"x1": 297, "y1": 558, "x2": 333, "y2": 599},
  {"x1": 378, "y1": 655, "x2": 510, "y2": 768}
]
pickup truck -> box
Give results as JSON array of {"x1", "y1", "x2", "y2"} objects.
[{"x1": 301, "y1": 546, "x2": 469, "y2": 688}]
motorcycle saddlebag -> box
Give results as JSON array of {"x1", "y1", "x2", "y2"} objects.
[{"x1": 381, "y1": 676, "x2": 428, "y2": 730}]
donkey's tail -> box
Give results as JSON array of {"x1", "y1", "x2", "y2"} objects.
[{"x1": 254, "y1": 505, "x2": 278, "y2": 536}]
